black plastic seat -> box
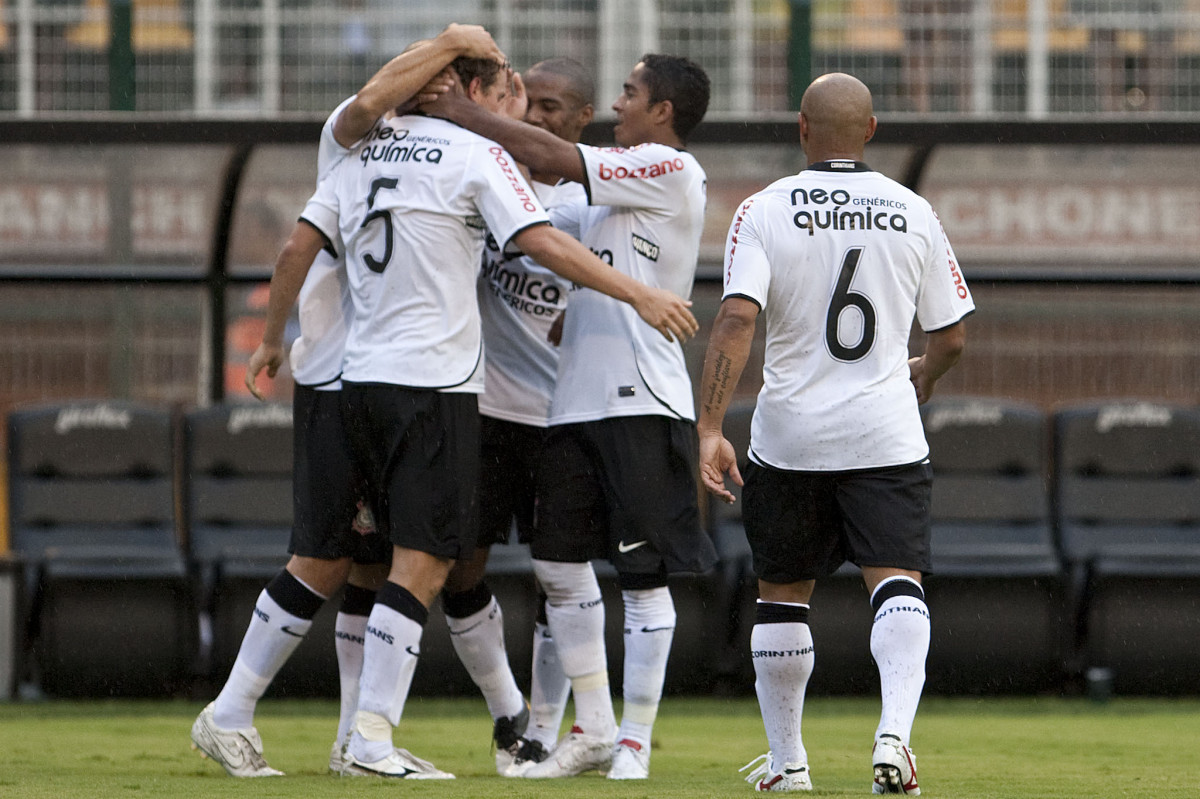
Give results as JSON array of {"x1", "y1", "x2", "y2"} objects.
[
  {"x1": 7, "y1": 400, "x2": 195, "y2": 696},
  {"x1": 1053, "y1": 400, "x2": 1200, "y2": 694},
  {"x1": 920, "y1": 396, "x2": 1069, "y2": 693}
]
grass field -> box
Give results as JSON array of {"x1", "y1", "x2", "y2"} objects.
[{"x1": 2, "y1": 695, "x2": 1198, "y2": 798}]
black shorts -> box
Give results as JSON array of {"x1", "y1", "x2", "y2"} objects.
[
  {"x1": 535, "y1": 415, "x2": 716, "y2": 578},
  {"x1": 341, "y1": 383, "x2": 480, "y2": 559},
  {"x1": 290, "y1": 385, "x2": 390, "y2": 564},
  {"x1": 477, "y1": 416, "x2": 548, "y2": 547},
  {"x1": 742, "y1": 459, "x2": 933, "y2": 585}
]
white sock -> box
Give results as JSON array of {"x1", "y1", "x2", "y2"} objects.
[
  {"x1": 446, "y1": 595, "x2": 525, "y2": 720},
  {"x1": 528, "y1": 616, "x2": 570, "y2": 747},
  {"x1": 616, "y1": 586, "x2": 675, "y2": 751},
  {"x1": 213, "y1": 588, "x2": 313, "y2": 730},
  {"x1": 751, "y1": 601, "x2": 813, "y2": 768},
  {"x1": 870, "y1": 578, "x2": 929, "y2": 744},
  {"x1": 349, "y1": 590, "x2": 425, "y2": 763},
  {"x1": 334, "y1": 610, "x2": 368, "y2": 747},
  {"x1": 533, "y1": 559, "x2": 615, "y2": 740}
]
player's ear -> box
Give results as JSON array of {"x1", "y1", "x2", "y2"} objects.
[
  {"x1": 577, "y1": 103, "x2": 595, "y2": 128},
  {"x1": 652, "y1": 98, "x2": 674, "y2": 126},
  {"x1": 465, "y1": 76, "x2": 485, "y2": 102}
]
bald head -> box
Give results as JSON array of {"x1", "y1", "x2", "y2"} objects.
[{"x1": 798, "y1": 73, "x2": 876, "y2": 164}]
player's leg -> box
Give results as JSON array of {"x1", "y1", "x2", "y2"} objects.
[
  {"x1": 598, "y1": 416, "x2": 713, "y2": 780},
  {"x1": 524, "y1": 588, "x2": 569, "y2": 758},
  {"x1": 738, "y1": 462, "x2": 841, "y2": 792},
  {"x1": 442, "y1": 546, "x2": 529, "y2": 771},
  {"x1": 442, "y1": 415, "x2": 535, "y2": 772},
  {"x1": 193, "y1": 385, "x2": 357, "y2": 777},
  {"x1": 331, "y1": 558, "x2": 388, "y2": 771},
  {"x1": 340, "y1": 386, "x2": 477, "y2": 779},
  {"x1": 521, "y1": 424, "x2": 615, "y2": 778},
  {"x1": 843, "y1": 462, "x2": 933, "y2": 795}
]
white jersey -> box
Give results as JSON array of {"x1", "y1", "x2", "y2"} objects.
[
  {"x1": 290, "y1": 95, "x2": 356, "y2": 389},
  {"x1": 477, "y1": 179, "x2": 580, "y2": 426},
  {"x1": 302, "y1": 113, "x2": 551, "y2": 391},
  {"x1": 723, "y1": 159, "x2": 975, "y2": 472},
  {"x1": 547, "y1": 142, "x2": 706, "y2": 424}
]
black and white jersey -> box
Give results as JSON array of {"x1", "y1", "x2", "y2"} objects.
[
  {"x1": 289, "y1": 95, "x2": 356, "y2": 390},
  {"x1": 723, "y1": 160, "x2": 975, "y2": 471},
  {"x1": 547, "y1": 142, "x2": 706, "y2": 424},
  {"x1": 302, "y1": 113, "x2": 551, "y2": 391},
  {"x1": 477, "y1": 179, "x2": 581, "y2": 426}
]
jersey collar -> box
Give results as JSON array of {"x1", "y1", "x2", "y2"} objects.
[{"x1": 803, "y1": 160, "x2": 872, "y2": 172}]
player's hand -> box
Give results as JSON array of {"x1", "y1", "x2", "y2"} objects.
[
  {"x1": 418, "y1": 67, "x2": 473, "y2": 118},
  {"x1": 441, "y1": 23, "x2": 506, "y2": 66},
  {"x1": 416, "y1": 66, "x2": 459, "y2": 107},
  {"x1": 502, "y1": 70, "x2": 528, "y2": 121},
  {"x1": 699, "y1": 431, "x2": 742, "y2": 504},
  {"x1": 245, "y1": 342, "x2": 285, "y2": 402},
  {"x1": 908, "y1": 354, "x2": 936, "y2": 405},
  {"x1": 548, "y1": 311, "x2": 565, "y2": 346},
  {"x1": 631, "y1": 286, "x2": 698, "y2": 343}
]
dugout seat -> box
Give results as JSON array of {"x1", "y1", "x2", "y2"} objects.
[
  {"x1": 1053, "y1": 401, "x2": 1200, "y2": 694},
  {"x1": 183, "y1": 401, "x2": 337, "y2": 696},
  {"x1": 919, "y1": 396, "x2": 1069, "y2": 693},
  {"x1": 6, "y1": 400, "x2": 195, "y2": 697}
]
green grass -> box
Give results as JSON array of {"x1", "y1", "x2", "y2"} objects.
[{"x1": 1, "y1": 696, "x2": 1198, "y2": 797}]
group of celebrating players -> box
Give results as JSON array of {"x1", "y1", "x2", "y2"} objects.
[{"x1": 190, "y1": 20, "x2": 972, "y2": 795}]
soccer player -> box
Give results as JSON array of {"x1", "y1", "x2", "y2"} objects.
[
  {"x1": 189, "y1": 24, "x2": 508, "y2": 779},
  {"x1": 695, "y1": 73, "x2": 973, "y2": 794},
  {"x1": 421, "y1": 53, "x2": 719, "y2": 780},
  {"x1": 440, "y1": 56, "x2": 596, "y2": 777},
  {"x1": 300, "y1": 56, "x2": 698, "y2": 779}
]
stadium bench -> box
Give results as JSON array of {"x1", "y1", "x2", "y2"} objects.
[
  {"x1": 1054, "y1": 400, "x2": 1200, "y2": 694},
  {"x1": 920, "y1": 396, "x2": 1070, "y2": 693},
  {"x1": 6, "y1": 400, "x2": 195, "y2": 696}
]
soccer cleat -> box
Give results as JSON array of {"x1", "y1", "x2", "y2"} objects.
[
  {"x1": 328, "y1": 737, "x2": 346, "y2": 774},
  {"x1": 740, "y1": 752, "x2": 812, "y2": 792},
  {"x1": 872, "y1": 734, "x2": 920, "y2": 795},
  {"x1": 520, "y1": 726, "x2": 613, "y2": 778},
  {"x1": 501, "y1": 738, "x2": 550, "y2": 777},
  {"x1": 607, "y1": 738, "x2": 650, "y2": 780},
  {"x1": 190, "y1": 702, "x2": 284, "y2": 778},
  {"x1": 493, "y1": 703, "x2": 531, "y2": 775},
  {"x1": 340, "y1": 746, "x2": 455, "y2": 779}
]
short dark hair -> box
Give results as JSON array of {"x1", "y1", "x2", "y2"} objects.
[
  {"x1": 527, "y1": 57, "x2": 595, "y2": 107},
  {"x1": 637, "y1": 54, "x2": 710, "y2": 142},
  {"x1": 451, "y1": 56, "x2": 505, "y2": 93}
]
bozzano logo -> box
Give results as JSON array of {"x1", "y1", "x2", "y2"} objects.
[
  {"x1": 598, "y1": 157, "x2": 685, "y2": 181},
  {"x1": 489, "y1": 147, "x2": 540, "y2": 213}
]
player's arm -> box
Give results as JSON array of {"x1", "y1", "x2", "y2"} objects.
[
  {"x1": 908, "y1": 321, "x2": 966, "y2": 406},
  {"x1": 421, "y1": 80, "x2": 585, "y2": 183},
  {"x1": 245, "y1": 221, "x2": 328, "y2": 401},
  {"x1": 696, "y1": 296, "x2": 759, "y2": 504},
  {"x1": 333, "y1": 23, "x2": 505, "y2": 147},
  {"x1": 513, "y1": 223, "x2": 697, "y2": 343}
]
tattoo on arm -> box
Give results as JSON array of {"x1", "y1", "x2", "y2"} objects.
[{"x1": 703, "y1": 351, "x2": 734, "y2": 416}]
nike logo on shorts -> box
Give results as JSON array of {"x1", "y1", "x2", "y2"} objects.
[
  {"x1": 405, "y1": 645, "x2": 420, "y2": 657},
  {"x1": 617, "y1": 540, "x2": 649, "y2": 554},
  {"x1": 280, "y1": 625, "x2": 305, "y2": 638}
]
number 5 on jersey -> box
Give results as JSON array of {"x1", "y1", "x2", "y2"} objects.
[{"x1": 360, "y1": 176, "x2": 399, "y2": 273}]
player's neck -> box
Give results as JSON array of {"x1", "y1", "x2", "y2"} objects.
[{"x1": 806, "y1": 149, "x2": 864, "y2": 166}]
